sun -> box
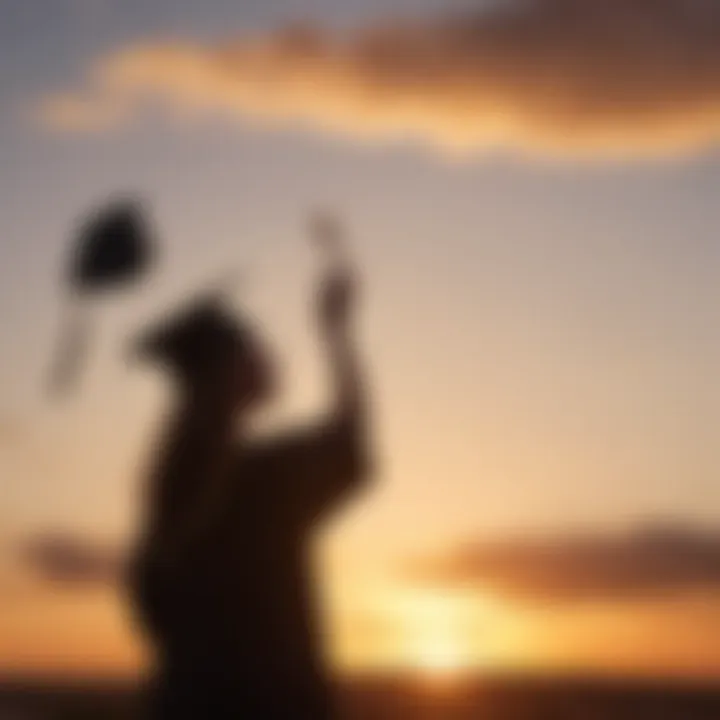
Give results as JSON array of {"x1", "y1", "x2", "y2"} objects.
[
  {"x1": 415, "y1": 642, "x2": 467, "y2": 676},
  {"x1": 342, "y1": 585, "x2": 506, "y2": 676},
  {"x1": 392, "y1": 589, "x2": 492, "y2": 677}
]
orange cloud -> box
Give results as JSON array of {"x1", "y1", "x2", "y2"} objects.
[
  {"x1": 18, "y1": 533, "x2": 124, "y2": 589},
  {"x1": 407, "y1": 524, "x2": 720, "y2": 602},
  {"x1": 39, "y1": 0, "x2": 720, "y2": 157}
]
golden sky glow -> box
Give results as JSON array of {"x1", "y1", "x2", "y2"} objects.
[{"x1": 2, "y1": 0, "x2": 720, "y2": 684}]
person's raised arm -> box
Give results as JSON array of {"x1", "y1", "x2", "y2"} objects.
[
  {"x1": 312, "y1": 211, "x2": 367, "y2": 433},
  {"x1": 272, "y1": 212, "x2": 373, "y2": 524}
]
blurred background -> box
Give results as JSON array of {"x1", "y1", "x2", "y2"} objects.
[{"x1": 1, "y1": 0, "x2": 720, "y2": 717}]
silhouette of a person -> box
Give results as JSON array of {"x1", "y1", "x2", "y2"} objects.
[{"x1": 130, "y1": 218, "x2": 372, "y2": 718}]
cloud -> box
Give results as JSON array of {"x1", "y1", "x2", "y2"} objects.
[
  {"x1": 406, "y1": 525, "x2": 720, "y2": 602},
  {"x1": 18, "y1": 533, "x2": 125, "y2": 588},
  {"x1": 38, "y1": 0, "x2": 720, "y2": 157}
]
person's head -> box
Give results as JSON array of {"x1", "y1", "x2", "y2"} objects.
[{"x1": 135, "y1": 297, "x2": 277, "y2": 413}]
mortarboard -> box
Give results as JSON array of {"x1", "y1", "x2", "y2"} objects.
[{"x1": 48, "y1": 198, "x2": 155, "y2": 396}]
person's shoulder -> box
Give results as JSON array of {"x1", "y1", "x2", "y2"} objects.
[
  {"x1": 238, "y1": 428, "x2": 311, "y2": 468},
  {"x1": 241, "y1": 420, "x2": 345, "y2": 468}
]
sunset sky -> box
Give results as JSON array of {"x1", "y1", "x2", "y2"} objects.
[{"x1": 1, "y1": 0, "x2": 720, "y2": 679}]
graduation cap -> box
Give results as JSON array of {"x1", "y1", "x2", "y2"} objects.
[
  {"x1": 70, "y1": 200, "x2": 152, "y2": 291},
  {"x1": 47, "y1": 199, "x2": 156, "y2": 396}
]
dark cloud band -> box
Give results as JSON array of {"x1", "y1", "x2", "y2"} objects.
[
  {"x1": 40, "y1": 0, "x2": 720, "y2": 157},
  {"x1": 19, "y1": 533, "x2": 124, "y2": 588},
  {"x1": 407, "y1": 525, "x2": 720, "y2": 601}
]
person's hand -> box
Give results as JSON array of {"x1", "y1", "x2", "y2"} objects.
[
  {"x1": 309, "y1": 210, "x2": 343, "y2": 255},
  {"x1": 309, "y1": 211, "x2": 357, "y2": 338},
  {"x1": 318, "y1": 265, "x2": 356, "y2": 339}
]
